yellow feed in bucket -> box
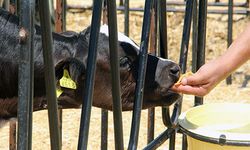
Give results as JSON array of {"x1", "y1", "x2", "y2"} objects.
[{"x1": 179, "y1": 103, "x2": 250, "y2": 150}]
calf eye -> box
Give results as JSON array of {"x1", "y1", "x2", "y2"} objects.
[{"x1": 120, "y1": 56, "x2": 131, "y2": 69}]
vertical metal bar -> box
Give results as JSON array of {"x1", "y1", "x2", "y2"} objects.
[
  {"x1": 55, "y1": 0, "x2": 64, "y2": 32},
  {"x1": 17, "y1": 0, "x2": 34, "y2": 149},
  {"x1": 147, "y1": 1, "x2": 157, "y2": 144},
  {"x1": 107, "y1": 0, "x2": 124, "y2": 149},
  {"x1": 3, "y1": 0, "x2": 9, "y2": 10},
  {"x1": 77, "y1": 0, "x2": 103, "y2": 149},
  {"x1": 182, "y1": 134, "x2": 188, "y2": 150},
  {"x1": 128, "y1": 0, "x2": 154, "y2": 149},
  {"x1": 119, "y1": 0, "x2": 124, "y2": 6},
  {"x1": 9, "y1": 122, "x2": 17, "y2": 150},
  {"x1": 192, "y1": 0, "x2": 198, "y2": 73},
  {"x1": 194, "y1": 0, "x2": 208, "y2": 106},
  {"x1": 147, "y1": 108, "x2": 155, "y2": 143},
  {"x1": 28, "y1": 2, "x2": 35, "y2": 150},
  {"x1": 169, "y1": 131, "x2": 176, "y2": 150},
  {"x1": 9, "y1": 1, "x2": 18, "y2": 148},
  {"x1": 124, "y1": 0, "x2": 129, "y2": 36},
  {"x1": 101, "y1": 110, "x2": 108, "y2": 150},
  {"x1": 101, "y1": 1, "x2": 108, "y2": 150},
  {"x1": 55, "y1": 0, "x2": 66, "y2": 147},
  {"x1": 226, "y1": 0, "x2": 233, "y2": 85},
  {"x1": 158, "y1": 0, "x2": 167, "y2": 59},
  {"x1": 149, "y1": 0, "x2": 157, "y2": 55},
  {"x1": 62, "y1": 0, "x2": 66, "y2": 31},
  {"x1": 38, "y1": 0, "x2": 61, "y2": 149},
  {"x1": 179, "y1": 0, "x2": 194, "y2": 73}
]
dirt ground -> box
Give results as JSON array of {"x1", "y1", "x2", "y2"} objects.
[{"x1": 1, "y1": 0, "x2": 250, "y2": 150}]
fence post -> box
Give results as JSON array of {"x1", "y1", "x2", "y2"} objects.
[
  {"x1": 226, "y1": 0, "x2": 233, "y2": 85},
  {"x1": 194, "y1": 0, "x2": 207, "y2": 106},
  {"x1": 38, "y1": 0, "x2": 61, "y2": 149},
  {"x1": 77, "y1": 0, "x2": 103, "y2": 149},
  {"x1": 106, "y1": 0, "x2": 125, "y2": 149},
  {"x1": 17, "y1": 0, "x2": 34, "y2": 149},
  {"x1": 124, "y1": 0, "x2": 129, "y2": 36},
  {"x1": 101, "y1": 1, "x2": 109, "y2": 150},
  {"x1": 128, "y1": 0, "x2": 154, "y2": 149}
]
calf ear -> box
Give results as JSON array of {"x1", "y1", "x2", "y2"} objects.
[{"x1": 55, "y1": 58, "x2": 86, "y2": 83}]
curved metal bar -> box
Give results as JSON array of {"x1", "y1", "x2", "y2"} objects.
[
  {"x1": 17, "y1": 1, "x2": 35, "y2": 149},
  {"x1": 128, "y1": 0, "x2": 154, "y2": 149},
  {"x1": 77, "y1": 0, "x2": 103, "y2": 149},
  {"x1": 162, "y1": 0, "x2": 194, "y2": 129},
  {"x1": 143, "y1": 128, "x2": 175, "y2": 150},
  {"x1": 38, "y1": 0, "x2": 61, "y2": 149},
  {"x1": 107, "y1": 0, "x2": 124, "y2": 149}
]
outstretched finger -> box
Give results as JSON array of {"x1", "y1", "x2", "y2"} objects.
[{"x1": 171, "y1": 84, "x2": 208, "y2": 97}]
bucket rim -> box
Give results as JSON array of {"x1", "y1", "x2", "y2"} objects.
[
  {"x1": 178, "y1": 103, "x2": 250, "y2": 146},
  {"x1": 179, "y1": 125, "x2": 250, "y2": 146}
]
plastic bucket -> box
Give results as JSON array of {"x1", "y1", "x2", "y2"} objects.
[{"x1": 178, "y1": 103, "x2": 250, "y2": 150}]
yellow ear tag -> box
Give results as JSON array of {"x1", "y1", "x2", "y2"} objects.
[
  {"x1": 56, "y1": 88, "x2": 63, "y2": 98},
  {"x1": 59, "y1": 69, "x2": 77, "y2": 89}
]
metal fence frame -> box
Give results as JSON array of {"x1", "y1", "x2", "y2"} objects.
[{"x1": 2, "y1": 0, "x2": 230, "y2": 149}]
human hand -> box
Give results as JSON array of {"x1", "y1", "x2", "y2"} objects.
[{"x1": 171, "y1": 60, "x2": 225, "y2": 96}]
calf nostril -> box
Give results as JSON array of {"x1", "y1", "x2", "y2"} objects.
[{"x1": 170, "y1": 65, "x2": 180, "y2": 76}]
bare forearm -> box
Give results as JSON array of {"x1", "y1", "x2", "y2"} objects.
[
  {"x1": 171, "y1": 24, "x2": 250, "y2": 96},
  {"x1": 213, "y1": 23, "x2": 250, "y2": 80}
]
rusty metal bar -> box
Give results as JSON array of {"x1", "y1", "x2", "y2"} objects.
[
  {"x1": 9, "y1": 122, "x2": 17, "y2": 150},
  {"x1": 17, "y1": 0, "x2": 34, "y2": 149},
  {"x1": 77, "y1": 0, "x2": 103, "y2": 149},
  {"x1": 55, "y1": 0, "x2": 66, "y2": 146},
  {"x1": 38, "y1": 0, "x2": 61, "y2": 149}
]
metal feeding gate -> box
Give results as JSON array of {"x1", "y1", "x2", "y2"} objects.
[{"x1": 0, "y1": 0, "x2": 245, "y2": 149}]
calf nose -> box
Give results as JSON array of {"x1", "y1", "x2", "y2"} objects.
[{"x1": 170, "y1": 65, "x2": 180, "y2": 78}]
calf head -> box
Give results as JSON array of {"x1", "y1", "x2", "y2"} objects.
[{"x1": 55, "y1": 25, "x2": 181, "y2": 111}]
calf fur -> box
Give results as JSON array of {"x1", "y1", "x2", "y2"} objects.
[{"x1": 0, "y1": 8, "x2": 181, "y2": 120}]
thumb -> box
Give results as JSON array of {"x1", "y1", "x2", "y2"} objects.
[{"x1": 181, "y1": 73, "x2": 203, "y2": 86}]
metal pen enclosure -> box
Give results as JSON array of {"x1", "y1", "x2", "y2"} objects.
[{"x1": 1, "y1": 0, "x2": 230, "y2": 149}]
